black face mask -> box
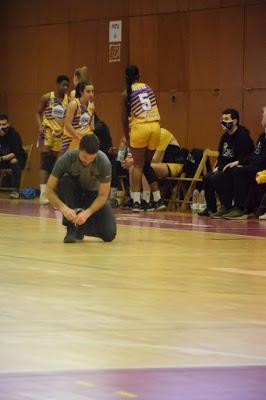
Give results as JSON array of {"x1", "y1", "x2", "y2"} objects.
[{"x1": 222, "y1": 121, "x2": 233, "y2": 130}]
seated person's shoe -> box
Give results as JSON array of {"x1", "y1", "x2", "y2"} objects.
[
  {"x1": 211, "y1": 207, "x2": 228, "y2": 219},
  {"x1": 223, "y1": 208, "x2": 247, "y2": 219},
  {"x1": 9, "y1": 191, "x2": 20, "y2": 199},
  {"x1": 63, "y1": 225, "x2": 77, "y2": 243},
  {"x1": 154, "y1": 198, "x2": 166, "y2": 211},
  {"x1": 198, "y1": 208, "x2": 215, "y2": 217},
  {"x1": 259, "y1": 212, "x2": 266, "y2": 220}
]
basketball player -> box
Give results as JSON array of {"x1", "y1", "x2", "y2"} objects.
[
  {"x1": 61, "y1": 80, "x2": 95, "y2": 154},
  {"x1": 70, "y1": 66, "x2": 89, "y2": 100},
  {"x1": 36, "y1": 75, "x2": 70, "y2": 204},
  {"x1": 122, "y1": 65, "x2": 163, "y2": 211}
]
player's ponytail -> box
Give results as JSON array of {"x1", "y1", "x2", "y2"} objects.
[{"x1": 125, "y1": 65, "x2": 139, "y2": 117}]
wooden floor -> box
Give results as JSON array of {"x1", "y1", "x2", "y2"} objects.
[{"x1": 0, "y1": 199, "x2": 266, "y2": 399}]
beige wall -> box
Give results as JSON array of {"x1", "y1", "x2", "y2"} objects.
[{"x1": 0, "y1": 0, "x2": 265, "y2": 187}]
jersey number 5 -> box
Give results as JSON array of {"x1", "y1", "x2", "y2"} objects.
[{"x1": 139, "y1": 93, "x2": 152, "y2": 111}]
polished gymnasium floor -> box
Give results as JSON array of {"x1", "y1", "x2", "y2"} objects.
[{"x1": 0, "y1": 197, "x2": 266, "y2": 399}]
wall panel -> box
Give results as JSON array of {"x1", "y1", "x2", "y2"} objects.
[
  {"x1": 69, "y1": 20, "x2": 99, "y2": 89},
  {"x1": 8, "y1": 0, "x2": 40, "y2": 28},
  {"x1": 221, "y1": 0, "x2": 241, "y2": 5},
  {"x1": 189, "y1": 0, "x2": 221, "y2": 10},
  {"x1": 0, "y1": 95, "x2": 7, "y2": 114},
  {"x1": 7, "y1": 27, "x2": 39, "y2": 95},
  {"x1": 96, "y1": 18, "x2": 128, "y2": 93},
  {"x1": 129, "y1": 15, "x2": 159, "y2": 90},
  {"x1": 158, "y1": 12, "x2": 189, "y2": 91},
  {"x1": 40, "y1": 0, "x2": 70, "y2": 25},
  {"x1": 189, "y1": 7, "x2": 244, "y2": 90},
  {"x1": 128, "y1": 0, "x2": 157, "y2": 16},
  {"x1": 95, "y1": 92, "x2": 124, "y2": 146},
  {"x1": 244, "y1": 4, "x2": 266, "y2": 88},
  {"x1": 188, "y1": 89, "x2": 243, "y2": 149},
  {"x1": 158, "y1": 0, "x2": 189, "y2": 13},
  {"x1": 71, "y1": 0, "x2": 128, "y2": 21},
  {"x1": 158, "y1": 92, "x2": 189, "y2": 147},
  {"x1": 0, "y1": 31, "x2": 7, "y2": 95},
  {"x1": 38, "y1": 24, "x2": 70, "y2": 94}
]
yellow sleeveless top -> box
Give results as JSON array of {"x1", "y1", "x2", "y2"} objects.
[
  {"x1": 129, "y1": 82, "x2": 160, "y2": 125},
  {"x1": 65, "y1": 98, "x2": 95, "y2": 138},
  {"x1": 42, "y1": 91, "x2": 68, "y2": 132}
]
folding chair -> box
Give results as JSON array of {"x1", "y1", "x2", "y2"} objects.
[{"x1": 166, "y1": 149, "x2": 218, "y2": 211}]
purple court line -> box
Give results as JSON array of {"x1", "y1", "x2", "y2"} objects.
[
  {"x1": 1, "y1": 199, "x2": 266, "y2": 237},
  {"x1": 0, "y1": 365, "x2": 266, "y2": 400}
]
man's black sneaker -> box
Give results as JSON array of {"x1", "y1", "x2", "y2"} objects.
[
  {"x1": 64, "y1": 225, "x2": 77, "y2": 243},
  {"x1": 154, "y1": 198, "x2": 166, "y2": 211},
  {"x1": 76, "y1": 226, "x2": 85, "y2": 240}
]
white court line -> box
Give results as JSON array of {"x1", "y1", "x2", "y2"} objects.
[
  {"x1": 1, "y1": 362, "x2": 266, "y2": 376},
  {"x1": 31, "y1": 335, "x2": 265, "y2": 364},
  {"x1": 211, "y1": 267, "x2": 266, "y2": 277}
]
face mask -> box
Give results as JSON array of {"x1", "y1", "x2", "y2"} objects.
[{"x1": 222, "y1": 120, "x2": 233, "y2": 130}]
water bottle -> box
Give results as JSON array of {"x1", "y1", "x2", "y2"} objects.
[
  {"x1": 198, "y1": 190, "x2": 206, "y2": 212},
  {"x1": 191, "y1": 189, "x2": 199, "y2": 213},
  {"x1": 116, "y1": 142, "x2": 127, "y2": 162}
]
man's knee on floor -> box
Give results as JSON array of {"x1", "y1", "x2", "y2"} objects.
[{"x1": 102, "y1": 227, "x2": 116, "y2": 242}]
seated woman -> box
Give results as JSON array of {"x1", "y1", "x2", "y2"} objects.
[{"x1": 150, "y1": 127, "x2": 183, "y2": 178}]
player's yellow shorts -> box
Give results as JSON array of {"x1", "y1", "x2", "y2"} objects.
[
  {"x1": 38, "y1": 126, "x2": 63, "y2": 152},
  {"x1": 166, "y1": 163, "x2": 183, "y2": 177},
  {"x1": 130, "y1": 121, "x2": 160, "y2": 150}
]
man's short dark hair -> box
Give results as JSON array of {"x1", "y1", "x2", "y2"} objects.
[
  {"x1": 56, "y1": 75, "x2": 70, "y2": 84},
  {"x1": 222, "y1": 108, "x2": 240, "y2": 124},
  {"x1": 0, "y1": 114, "x2": 8, "y2": 121},
  {"x1": 79, "y1": 134, "x2": 100, "y2": 154}
]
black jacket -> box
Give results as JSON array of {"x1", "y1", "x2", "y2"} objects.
[
  {"x1": 243, "y1": 133, "x2": 266, "y2": 169},
  {"x1": 94, "y1": 119, "x2": 112, "y2": 155},
  {"x1": 217, "y1": 125, "x2": 254, "y2": 170},
  {"x1": 0, "y1": 127, "x2": 27, "y2": 166}
]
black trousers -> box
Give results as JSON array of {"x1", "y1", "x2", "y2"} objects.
[
  {"x1": 232, "y1": 165, "x2": 262, "y2": 210},
  {"x1": 202, "y1": 168, "x2": 235, "y2": 212},
  {"x1": 57, "y1": 175, "x2": 117, "y2": 242},
  {"x1": 0, "y1": 159, "x2": 23, "y2": 189}
]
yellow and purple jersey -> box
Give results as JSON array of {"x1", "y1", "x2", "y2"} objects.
[
  {"x1": 42, "y1": 91, "x2": 68, "y2": 132},
  {"x1": 130, "y1": 82, "x2": 160, "y2": 125},
  {"x1": 65, "y1": 98, "x2": 95, "y2": 138}
]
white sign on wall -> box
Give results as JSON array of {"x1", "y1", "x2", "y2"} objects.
[{"x1": 109, "y1": 20, "x2": 122, "y2": 43}]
